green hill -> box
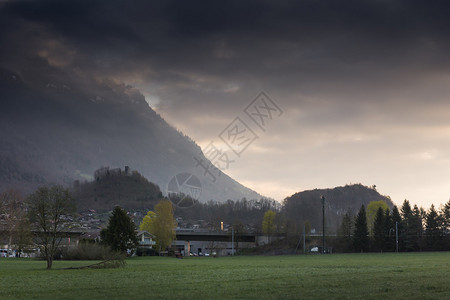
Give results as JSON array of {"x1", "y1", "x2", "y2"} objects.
[
  {"x1": 283, "y1": 184, "x2": 394, "y2": 233},
  {"x1": 73, "y1": 167, "x2": 162, "y2": 212}
]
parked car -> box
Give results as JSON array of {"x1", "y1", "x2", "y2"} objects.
[{"x1": 0, "y1": 249, "x2": 15, "y2": 258}]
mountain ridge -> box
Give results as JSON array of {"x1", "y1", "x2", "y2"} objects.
[{"x1": 0, "y1": 67, "x2": 263, "y2": 202}]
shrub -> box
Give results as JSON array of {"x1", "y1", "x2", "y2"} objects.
[
  {"x1": 62, "y1": 242, "x2": 126, "y2": 261},
  {"x1": 135, "y1": 247, "x2": 158, "y2": 256}
]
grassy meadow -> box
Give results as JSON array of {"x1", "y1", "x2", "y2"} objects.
[{"x1": 0, "y1": 252, "x2": 449, "y2": 299}]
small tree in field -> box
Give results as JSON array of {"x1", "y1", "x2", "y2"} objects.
[
  {"x1": 101, "y1": 206, "x2": 138, "y2": 254},
  {"x1": 27, "y1": 186, "x2": 76, "y2": 269}
]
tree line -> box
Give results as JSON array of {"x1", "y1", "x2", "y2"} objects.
[
  {"x1": 0, "y1": 186, "x2": 176, "y2": 269},
  {"x1": 339, "y1": 199, "x2": 450, "y2": 252},
  {"x1": 173, "y1": 197, "x2": 280, "y2": 231}
]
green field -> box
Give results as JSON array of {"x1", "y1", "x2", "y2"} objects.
[{"x1": 0, "y1": 252, "x2": 449, "y2": 299}]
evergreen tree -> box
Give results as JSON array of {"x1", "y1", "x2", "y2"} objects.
[
  {"x1": 401, "y1": 200, "x2": 416, "y2": 251},
  {"x1": 383, "y1": 208, "x2": 395, "y2": 252},
  {"x1": 424, "y1": 205, "x2": 443, "y2": 251},
  {"x1": 353, "y1": 205, "x2": 369, "y2": 252},
  {"x1": 366, "y1": 200, "x2": 389, "y2": 235},
  {"x1": 443, "y1": 200, "x2": 450, "y2": 250},
  {"x1": 372, "y1": 207, "x2": 385, "y2": 252},
  {"x1": 412, "y1": 205, "x2": 424, "y2": 251},
  {"x1": 443, "y1": 200, "x2": 450, "y2": 232},
  {"x1": 101, "y1": 206, "x2": 138, "y2": 253},
  {"x1": 392, "y1": 205, "x2": 402, "y2": 251},
  {"x1": 338, "y1": 210, "x2": 353, "y2": 252}
]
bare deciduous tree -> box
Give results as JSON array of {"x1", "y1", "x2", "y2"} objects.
[
  {"x1": 27, "y1": 186, "x2": 76, "y2": 269},
  {"x1": 0, "y1": 190, "x2": 31, "y2": 256}
]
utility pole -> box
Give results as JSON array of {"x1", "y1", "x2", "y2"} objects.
[
  {"x1": 295, "y1": 223, "x2": 305, "y2": 254},
  {"x1": 231, "y1": 227, "x2": 234, "y2": 256},
  {"x1": 321, "y1": 195, "x2": 325, "y2": 254},
  {"x1": 395, "y1": 221, "x2": 398, "y2": 253},
  {"x1": 303, "y1": 223, "x2": 306, "y2": 254}
]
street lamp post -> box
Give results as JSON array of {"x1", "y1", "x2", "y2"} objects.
[
  {"x1": 389, "y1": 221, "x2": 399, "y2": 253},
  {"x1": 321, "y1": 195, "x2": 325, "y2": 254}
]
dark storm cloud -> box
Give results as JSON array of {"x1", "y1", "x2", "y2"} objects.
[
  {"x1": 3, "y1": 0, "x2": 450, "y2": 130},
  {"x1": 3, "y1": 0, "x2": 450, "y2": 85}
]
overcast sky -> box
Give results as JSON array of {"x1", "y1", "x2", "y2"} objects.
[{"x1": 1, "y1": 0, "x2": 450, "y2": 209}]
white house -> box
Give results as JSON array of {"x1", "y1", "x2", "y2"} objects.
[{"x1": 137, "y1": 231, "x2": 156, "y2": 248}]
